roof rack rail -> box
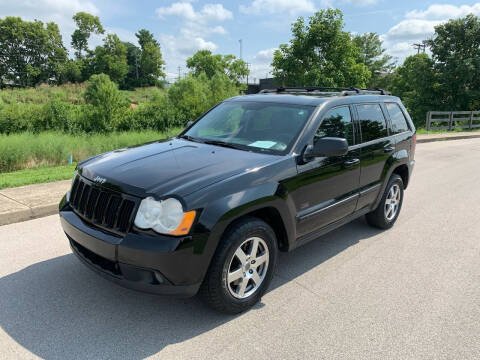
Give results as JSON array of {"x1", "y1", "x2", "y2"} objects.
[{"x1": 259, "y1": 86, "x2": 391, "y2": 96}]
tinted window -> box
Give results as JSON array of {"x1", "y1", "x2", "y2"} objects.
[
  {"x1": 386, "y1": 103, "x2": 409, "y2": 134},
  {"x1": 184, "y1": 101, "x2": 314, "y2": 154},
  {"x1": 315, "y1": 106, "x2": 354, "y2": 146},
  {"x1": 356, "y1": 104, "x2": 388, "y2": 142}
]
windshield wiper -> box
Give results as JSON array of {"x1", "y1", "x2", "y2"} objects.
[
  {"x1": 201, "y1": 139, "x2": 247, "y2": 151},
  {"x1": 179, "y1": 135, "x2": 204, "y2": 143}
]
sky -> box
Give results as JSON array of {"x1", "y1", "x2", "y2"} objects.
[{"x1": 2, "y1": 0, "x2": 480, "y2": 82}]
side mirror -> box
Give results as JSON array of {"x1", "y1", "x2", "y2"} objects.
[
  {"x1": 186, "y1": 121, "x2": 194, "y2": 128},
  {"x1": 305, "y1": 137, "x2": 348, "y2": 159}
]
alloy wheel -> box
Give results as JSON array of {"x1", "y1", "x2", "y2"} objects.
[
  {"x1": 226, "y1": 237, "x2": 269, "y2": 299},
  {"x1": 384, "y1": 183, "x2": 401, "y2": 221}
]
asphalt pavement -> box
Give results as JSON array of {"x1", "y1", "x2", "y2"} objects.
[{"x1": 0, "y1": 139, "x2": 479, "y2": 359}]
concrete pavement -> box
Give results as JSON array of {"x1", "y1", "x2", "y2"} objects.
[
  {"x1": 0, "y1": 138, "x2": 479, "y2": 359},
  {"x1": 0, "y1": 180, "x2": 70, "y2": 226}
]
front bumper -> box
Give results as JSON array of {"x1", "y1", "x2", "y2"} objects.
[{"x1": 60, "y1": 204, "x2": 205, "y2": 297}]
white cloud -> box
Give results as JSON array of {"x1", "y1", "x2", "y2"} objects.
[
  {"x1": 381, "y1": 3, "x2": 480, "y2": 62},
  {"x1": 240, "y1": 0, "x2": 316, "y2": 15},
  {"x1": 320, "y1": 0, "x2": 379, "y2": 7},
  {"x1": 254, "y1": 48, "x2": 277, "y2": 63},
  {"x1": 156, "y1": 2, "x2": 232, "y2": 22},
  {"x1": 159, "y1": 32, "x2": 218, "y2": 82},
  {"x1": 406, "y1": 3, "x2": 480, "y2": 20},
  {"x1": 154, "y1": 2, "x2": 232, "y2": 82},
  {"x1": 248, "y1": 48, "x2": 278, "y2": 81},
  {"x1": 384, "y1": 19, "x2": 442, "y2": 41}
]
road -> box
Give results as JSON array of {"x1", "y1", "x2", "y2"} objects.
[{"x1": 1, "y1": 139, "x2": 480, "y2": 360}]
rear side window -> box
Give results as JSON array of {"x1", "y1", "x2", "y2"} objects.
[
  {"x1": 315, "y1": 106, "x2": 354, "y2": 146},
  {"x1": 386, "y1": 103, "x2": 410, "y2": 134},
  {"x1": 356, "y1": 104, "x2": 388, "y2": 142}
]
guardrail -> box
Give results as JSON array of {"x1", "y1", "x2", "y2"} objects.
[{"x1": 426, "y1": 111, "x2": 480, "y2": 130}]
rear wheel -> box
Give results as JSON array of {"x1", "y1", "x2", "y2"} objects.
[
  {"x1": 366, "y1": 174, "x2": 404, "y2": 229},
  {"x1": 199, "y1": 217, "x2": 278, "y2": 314}
]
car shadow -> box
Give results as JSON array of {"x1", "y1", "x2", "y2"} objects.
[{"x1": 0, "y1": 217, "x2": 381, "y2": 359}]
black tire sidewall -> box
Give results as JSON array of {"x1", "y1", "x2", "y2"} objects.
[
  {"x1": 219, "y1": 221, "x2": 277, "y2": 308},
  {"x1": 381, "y1": 175, "x2": 404, "y2": 226}
]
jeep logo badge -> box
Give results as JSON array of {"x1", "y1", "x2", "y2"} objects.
[{"x1": 93, "y1": 176, "x2": 107, "y2": 184}]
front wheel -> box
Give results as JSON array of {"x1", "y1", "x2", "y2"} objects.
[
  {"x1": 199, "y1": 217, "x2": 278, "y2": 314},
  {"x1": 366, "y1": 174, "x2": 404, "y2": 229}
]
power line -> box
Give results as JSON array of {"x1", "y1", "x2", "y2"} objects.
[{"x1": 413, "y1": 42, "x2": 426, "y2": 54}]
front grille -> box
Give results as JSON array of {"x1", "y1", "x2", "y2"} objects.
[{"x1": 69, "y1": 175, "x2": 137, "y2": 234}]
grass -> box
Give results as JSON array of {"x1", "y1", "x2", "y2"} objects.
[
  {"x1": 0, "y1": 84, "x2": 164, "y2": 106},
  {"x1": 121, "y1": 87, "x2": 165, "y2": 105},
  {"x1": 0, "y1": 164, "x2": 77, "y2": 189},
  {"x1": 0, "y1": 128, "x2": 183, "y2": 173}
]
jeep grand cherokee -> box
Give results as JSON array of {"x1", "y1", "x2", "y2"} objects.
[{"x1": 59, "y1": 87, "x2": 416, "y2": 313}]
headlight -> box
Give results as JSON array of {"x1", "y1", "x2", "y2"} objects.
[{"x1": 134, "y1": 197, "x2": 196, "y2": 236}]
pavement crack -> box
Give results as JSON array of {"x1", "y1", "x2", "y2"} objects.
[{"x1": 0, "y1": 192, "x2": 31, "y2": 209}]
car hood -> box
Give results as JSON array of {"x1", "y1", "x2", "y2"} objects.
[{"x1": 78, "y1": 138, "x2": 280, "y2": 198}]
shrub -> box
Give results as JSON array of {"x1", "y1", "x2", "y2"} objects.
[{"x1": 83, "y1": 74, "x2": 128, "y2": 132}]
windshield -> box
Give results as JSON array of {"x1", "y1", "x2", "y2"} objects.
[{"x1": 181, "y1": 101, "x2": 315, "y2": 154}]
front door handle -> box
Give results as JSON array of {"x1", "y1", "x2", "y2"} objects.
[
  {"x1": 344, "y1": 158, "x2": 360, "y2": 167},
  {"x1": 384, "y1": 146, "x2": 394, "y2": 153}
]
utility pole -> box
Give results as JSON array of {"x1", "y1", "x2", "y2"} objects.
[
  {"x1": 239, "y1": 39, "x2": 243, "y2": 60},
  {"x1": 177, "y1": 66, "x2": 181, "y2": 80},
  {"x1": 246, "y1": 63, "x2": 250, "y2": 84},
  {"x1": 413, "y1": 42, "x2": 426, "y2": 54},
  {"x1": 135, "y1": 49, "x2": 139, "y2": 80}
]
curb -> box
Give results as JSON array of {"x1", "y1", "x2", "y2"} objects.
[
  {"x1": 0, "y1": 204, "x2": 58, "y2": 226},
  {"x1": 417, "y1": 134, "x2": 480, "y2": 143}
]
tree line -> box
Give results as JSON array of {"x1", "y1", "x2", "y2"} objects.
[
  {"x1": 0, "y1": 12, "x2": 168, "y2": 89},
  {"x1": 2, "y1": 9, "x2": 480, "y2": 128},
  {"x1": 273, "y1": 9, "x2": 480, "y2": 126}
]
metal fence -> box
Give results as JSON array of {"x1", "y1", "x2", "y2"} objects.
[{"x1": 426, "y1": 111, "x2": 480, "y2": 130}]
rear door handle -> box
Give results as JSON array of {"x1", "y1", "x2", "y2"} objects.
[
  {"x1": 344, "y1": 158, "x2": 360, "y2": 167},
  {"x1": 384, "y1": 146, "x2": 394, "y2": 153}
]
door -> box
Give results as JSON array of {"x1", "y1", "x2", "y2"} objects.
[
  {"x1": 385, "y1": 102, "x2": 413, "y2": 155},
  {"x1": 354, "y1": 103, "x2": 395, "y2": 210},
  {"x1": 289, "y1": 105, "x2": 361, "y2": 238}
]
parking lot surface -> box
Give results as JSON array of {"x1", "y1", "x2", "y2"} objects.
[{"x1": 0, "y1": 139, "x2": 479, "y2": 359}]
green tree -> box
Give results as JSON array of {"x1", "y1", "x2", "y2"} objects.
[
  {"x1": 71, "y1": 12, "x2": 105, "y2": 59},
  {"x1": 0, "y1": 17, "x2": 67, "y2": 87},
  {"x1": 353, "y1": 32, "x2": 394, "y2": 88},
  {"x1": 426, "y1": 14, "x2": 480, "y2": 111},
  {"x1": 122, "y1": 30, "x2": 166, "y2": 88},
  {"x1": 272, "y1": 9, "x2": 371, "y2": 87},
  {"x1": 123, "y1": 41, "x2": 141, "y2": 88},
  {"x1": 186, "y1": 50, "x2": 249, "y2": 84},
  {"x1": 89, "y1": 34, "x2": 128, "y2": 84},
  {"x1": 136, "y1": 29, "x2": 157, "y2": 49},
  {"x1": 136, "y1": 29, "x2": 166, "y2": 87},
  {"x1": 389, "y1": 54, "x2": 438, "y2": 127},
  {"x1": 83, "y1": 73, "x2": 127, "y2": 131}
]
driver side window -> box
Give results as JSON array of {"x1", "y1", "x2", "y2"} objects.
[{"x1": 314, "y1": 106, "x2": 354, "y2": 146}]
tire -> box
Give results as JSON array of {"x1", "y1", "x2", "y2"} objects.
[
  {"x1": 199, "y1": 217, "x2": 278, "y2": 314},
  {"x1": 366, "y1": 174, "x2": 404, "y2": 229}
]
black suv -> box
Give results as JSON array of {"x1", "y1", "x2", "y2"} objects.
[{"x1": 59, "y1": 87, "x2": 416, "y2": 313}]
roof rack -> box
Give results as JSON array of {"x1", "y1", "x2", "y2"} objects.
[{"x1": 259, "y1": 87, "x2": 391, "y2": 96}]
